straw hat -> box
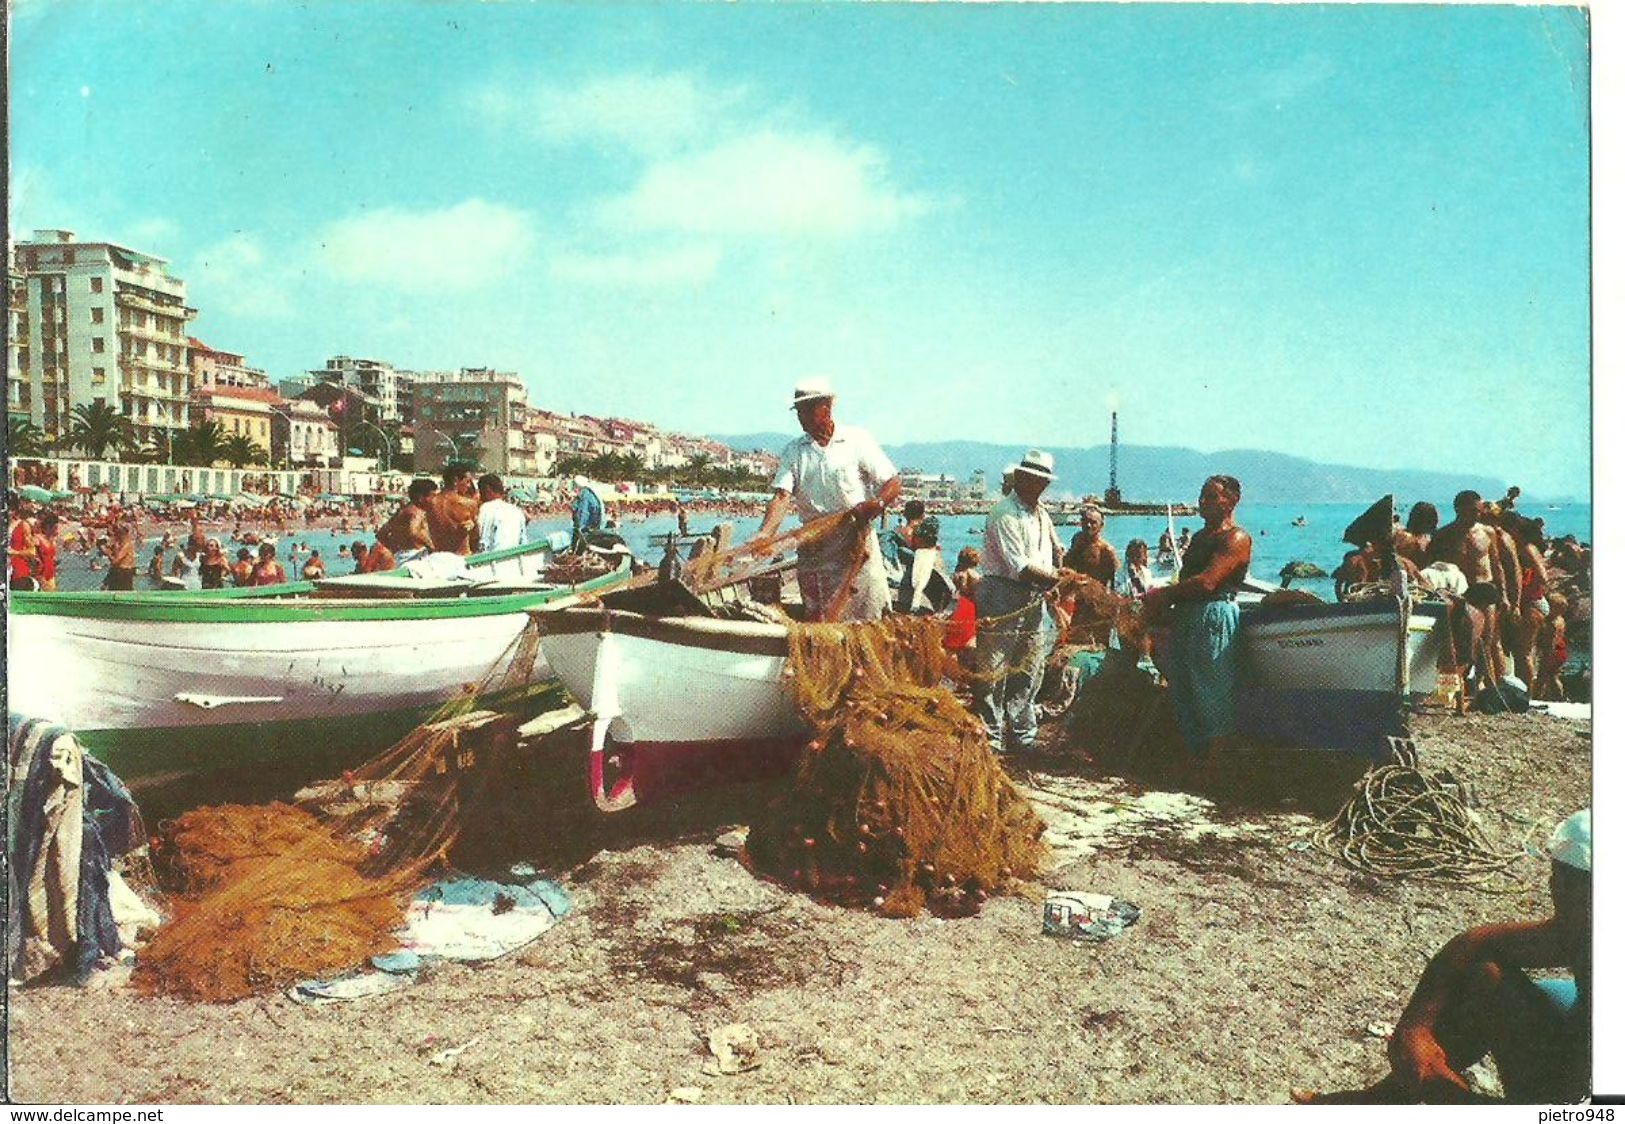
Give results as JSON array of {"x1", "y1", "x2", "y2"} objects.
[
  {"x1": 1013, "y1": 449, "x2": 1056, "y2": 481},
  {"x1": 789, "y1": 376, "x2": 834, "y2": 409}
]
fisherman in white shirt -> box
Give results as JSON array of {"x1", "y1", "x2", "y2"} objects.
[
  {"x1": 476, "y1": 473, "x2": 529, "y2": 553},
  {"x1": 975, "y1": 449, "x2": 1081, "y2": 753},
  {"x1": 757, "y1": 377, "x2": 902, "y2": 622}
]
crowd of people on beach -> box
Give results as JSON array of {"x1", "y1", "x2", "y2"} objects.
[
  {"x1": 1332, "y1": 486, "x2": 1590, "y2": 703},
  {"x1": 2, "y1": 466, "x2": 769, "y2": 594}
]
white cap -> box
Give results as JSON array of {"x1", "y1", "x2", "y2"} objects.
[
  {"x1": 572, "y1": 475, "x2": 589, "y2": 487},
  {"x1": 790, "y1": 377, "x2": 834, "y2": 409},
  {"x1": 1550, "y1": 808, "x2": 1591, "y2": 872},
  {"x1": 1013, "y1": 449, "x2": 1056, "y2": 481}
]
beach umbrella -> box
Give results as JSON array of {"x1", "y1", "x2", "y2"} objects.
[
  {"x1": 17, "y1": 485, "x2": 56, "y2": 503},
  {"x1": 228, "y1": 494, "x2": 266, "y2": 509}
]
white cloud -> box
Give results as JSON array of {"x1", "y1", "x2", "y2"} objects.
[
  {"x1": 598, "y1": 130, "x2": 933, "y2": 239},
  {"x1": 549, "y1": 243, "x2": 722, "y2": 286},
  {"x1": 188, "y1": 233, "x2": 295, "y2": 318},
  {"x1": 123, "y1": 217, "x2": 179, "y2": 247},
  {"x1": 315, "y1": 200, "x2": 535, "y2": 291},
  {"x1": 473, "y1": 72, "x2": 742, "y2": 156}
]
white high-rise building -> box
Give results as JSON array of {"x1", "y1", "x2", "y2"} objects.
[
  {"x1": 310, "y1": 356, "x2": 409, "y2": 424},
  {"x1": 10, "y1": 229, "x2": 196, "y2": 449}
]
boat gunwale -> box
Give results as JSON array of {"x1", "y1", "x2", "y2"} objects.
[
  {"x1": 537, "y1": 607, "x2": 790, "y2": 657},
  {"x1": 8, "y1": 538, "x2": 565, "y2": 609},
  {"x1": 1241, "y1": 599, "x2": 1449, "y2": 627},
  {"x1": 9, "y1": 566, "x2": 628, "y2": 624}
]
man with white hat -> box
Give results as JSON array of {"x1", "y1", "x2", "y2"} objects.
[
  {"x1": 757, "y1": 377, "x2": 901, "y2": 622},
  {"x1": 1294, "y1": 808, "x2": 1591, "y2": 1104},
  {"x1": 974, "y1": 449, "x2": 1080, "y2": 753}
]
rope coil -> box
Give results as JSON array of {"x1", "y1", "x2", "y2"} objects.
[{"x1": 1314, "y1": 739, "x2": 1531, "y2": 890}]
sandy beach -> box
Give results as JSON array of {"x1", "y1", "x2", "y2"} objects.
[{"x1": 5, "y1": 706, "x2": 1589, "y2": 1105}]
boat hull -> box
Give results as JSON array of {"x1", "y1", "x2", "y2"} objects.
[
  {"x1": 1237, "y1": 600, "x2": 1447, "y2": 756},
  {"x1": 7, "y1": 562, "x2": 628, "y2": 786},
  {"x1": 537, "y1": 609, "x2": 803, "y2": 811}
]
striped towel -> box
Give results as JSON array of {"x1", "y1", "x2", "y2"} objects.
[
  {"x1": 7, "y1": 715, "x2": 140, "y2": 983},
  {"x1": 7, "y1": 715, "x2": 85, "y2": 981}
]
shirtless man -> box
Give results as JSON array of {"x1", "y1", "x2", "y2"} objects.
[
  {"x1": 1428, "y1": 492, "x2": 1519, "y2": 681},
  {"x1": 424, "y1": 463, "x2": 479, "y2": 555},
  {"x1": 1061, "y1": 504, "x2": 1119, "y2": 646},
  {"x1": 376, "y1": 478, "x2": 437, "y2": 556},
  {"x1": 1143, "y1": 475, "x2": 1252, "y2": 762},
  {"x1": 1295, "y1": 809, "x2": 1590, "y2": 1104}
]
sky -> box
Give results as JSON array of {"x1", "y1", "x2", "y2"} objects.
[{"x1": 8, "y1": 1, "x2": 1593, "y2": 496}]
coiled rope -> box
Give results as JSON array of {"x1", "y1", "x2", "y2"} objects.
[{"x1": 1314, "y1": 738, "x2": 1530, "y2": 891}]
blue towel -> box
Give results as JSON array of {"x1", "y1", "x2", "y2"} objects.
[{"x1": 7, "y1": 714, "x2": 142, "y2": 983}]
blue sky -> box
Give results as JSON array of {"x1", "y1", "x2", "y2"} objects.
[{"x1": 9, "y1": 2, "x2": 1592, "y2": 495}]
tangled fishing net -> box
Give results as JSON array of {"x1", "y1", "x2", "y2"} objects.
[
  {"x1": 135, "y1": 619, "x2": 552, "y2": 1002},
  {"x1": 1315, "y1": 739, "x2": 1529, "y2": 890},
  {"x1": 1058, "y1": 576, "x2": 1147, "y2": 651},
  {"x1": 746, "y1": 616, "x2": 1047, "y2": 917},
  {"x1": 135, "y1": 804, "x2": 413, "y2": 1002}
]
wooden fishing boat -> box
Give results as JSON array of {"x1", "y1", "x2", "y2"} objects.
[
  {"x1": 5, "y1": 541, "x2": 629, "y2": 791},
  {"x1": 1236, "y1": 597, "x2": 1448, "y2": 756},
  {"x1": 534, "y1": 607, "x2": 803, "y2": 812}
]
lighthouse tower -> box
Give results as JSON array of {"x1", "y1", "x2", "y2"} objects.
[{"x1": 1104, "y1": 411, "x2": 1123, "y2": 507}]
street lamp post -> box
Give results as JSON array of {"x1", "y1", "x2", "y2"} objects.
[
  {"x1": 432, "y1": 429, "x2": 461, "y2": 466},
  {"x1": 356, "y1": 419, "x2": 394, "y2": 473},
  {"x1": 265, "y1": 404, "x2": 300, "y2": 501}
]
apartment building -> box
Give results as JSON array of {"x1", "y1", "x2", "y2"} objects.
[
  {"x1": 190, "y1": 384, "x2": 279, "y2": 459},
  {"x1": 10, "y1": 229, "x2": 196, "y2": 448},
  {"x1": 189, "y1": 338, "x2": 272, "y2": 392},
  {"x1": 270, "y1": 398, "x2": 341, "y2": 468},
  {"x1": 7, "y1": 253, "x2": 27, "y2": 420},
  {"x1": 410, "y1": 367, "x2": 533, "y2": 474},
  {"x1": 310, "y1": 356, "x2": 410, "y2": 425}
]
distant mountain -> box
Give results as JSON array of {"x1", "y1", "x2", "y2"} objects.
[{"x1": 712, "y1": 434, "x2": 1505, "y2": 506}]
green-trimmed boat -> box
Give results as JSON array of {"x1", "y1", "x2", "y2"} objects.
[{"x1": 6, "y1": 540, "x2": 627, "y2": 792}]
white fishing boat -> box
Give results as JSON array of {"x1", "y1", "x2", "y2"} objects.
[
  {"x1": 5, "y1": 541, "x2": 629, "y2": 791},
  {"x1": 535, "y1": 608, "x2": 803, "y2": 811},
  {"x1": 1236, "y1": 596, "x2": 1448, "y2": 755}
]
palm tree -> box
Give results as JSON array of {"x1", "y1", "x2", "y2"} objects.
[
  {"x1": 7, "y1": 415, "x2": 49, "y2": 458},
  {"x1": 172, "y1": 420, "x2": 229, "y2": 467},
  {"x1": 221, "y1": 433, "x2": 269, "y2": 468},
  {"x1": 65, "y1": 401, "x2": 135, "y2": 460}
]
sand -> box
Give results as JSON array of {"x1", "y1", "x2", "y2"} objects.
[{"x1": 5, "y1": 707, "x2": 1591, "y2": 1105}]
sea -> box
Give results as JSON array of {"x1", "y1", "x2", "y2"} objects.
[{"x1": 48, "y1": 500, "x2": 1594, "y2": 601}]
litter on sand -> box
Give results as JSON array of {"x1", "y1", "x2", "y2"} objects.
[
  {"x1": 289, "y1": 874, "x2": 571, "y2": 1003},
  {"x1": 703, "y1": 1022, "x2": 762, "y2": 1075},
  {"x1": 1042, "y1": 891, "x2": 1142, "y2": 942}
]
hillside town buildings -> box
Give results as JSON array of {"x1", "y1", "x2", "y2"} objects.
[{"x1": 6, "y1": 228, "x2": 780, "y2": 484}]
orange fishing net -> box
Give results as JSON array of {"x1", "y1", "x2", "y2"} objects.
[
  {"x1": 746, "y1": 616, "x2": 1047, "y2": 917},
  {"x1": 135, "y1": 804, "x2": 413, "y2": 1002},
  {"x1": 134, "y1": 621, "x2": 550, "y2": 1002}
]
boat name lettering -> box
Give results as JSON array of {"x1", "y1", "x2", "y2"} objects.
[{"x1": 1276, "y1": 637, "x2": 1326, "y2": 649}]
